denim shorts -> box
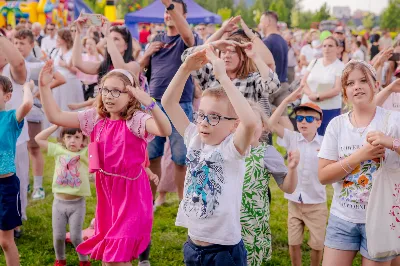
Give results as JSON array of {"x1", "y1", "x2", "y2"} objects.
[
  {"x1": 0, "y1": 174, "x2": 22, "y2": 231},
  {"x1": 147, "y1": 101, "x2": 193, "y2": 166},
  {"x1": 325, "y1": 214, "x2": 398, "y2": 262},
  {"x1": 183, "y1": 237, "x2": 247, "y2": 266}
]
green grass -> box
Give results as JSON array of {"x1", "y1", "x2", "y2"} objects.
[{"x1": 0, "y1": 140, "x2": 363, "y2": 266}]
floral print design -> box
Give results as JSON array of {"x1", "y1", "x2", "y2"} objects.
[{"x1": 339, "y1": 157, "x2": 381, "y2": 204}]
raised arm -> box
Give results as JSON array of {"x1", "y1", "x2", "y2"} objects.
[
  {"x1": 161, "y1": 0, "x2": 194, "y2": 47},
  {"x1": 102, "y1": 19, "x2": 139, "y2": 77},
  {"x1": 35, "y1": 125, "x2": 59, "y2": 151},
  {"x1": 71, "y1": 19, "x2": 101, "y2": 75},
  {"x1": 206, "y1": 47, "x2": 257, "y2": 155},
  {"x1": 269, "y1": 86, "x2": 303, "y2": 138},
  {"x1": 162, "y1": 50, "x2": 208, "y2": 135},
  {"x1": 16, "y1": 81, "x2": 34, "y2": 122},
  {"x1": 240, "y1": 19, "x2": 275, "y2": 70},
  {"x1": 39, "y1": 60, "x2": 80, "y2": 128},
  {"x1": 205, "y1": 16, "x2": 240, "y2": 44},
  {"x1": 376, "y1": 78, "x2": 400, "y2": 106},
  {"x1": 0, "y1": 35, "x2": 26, "y2": 84}
]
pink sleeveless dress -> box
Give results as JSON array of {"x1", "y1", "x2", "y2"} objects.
[{"x1": 76, "y1": 108, "x2": 154, "y2": 262}]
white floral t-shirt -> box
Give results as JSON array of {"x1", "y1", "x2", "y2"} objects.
[{"x1": 318, "y1": 107, "x2": 400, "y2": 223}]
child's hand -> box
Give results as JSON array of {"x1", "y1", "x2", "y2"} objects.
[
  {"x1": 127, "y1": 85, "x2": 153, "y2": 107},
  {"x1": 288, "y1": 150, "x2": 300, "y2": 169},
  {"x1": 24, "y1": 80, "x2": 35, "y2": 92},
  {"x1": 145, "y1": 167, "x2": 159, "y2": 185},
  {"x1": 68, "y1": 103, "x2": 80, "y2": 110},
  {"x1": 205, "y1": 46, "x2": 227, "y2": 81},
  {"x1": 366, "y1": 131, "x2": 393, "y2": 149},
  {"x1": 182, "y1": 49, "x2": 207, "y2": 72},
  {"x1": 240, "y1": 18, "x2": 255, "y2": 39},
  {"x1": 39, "y1": 60, "x2": 54, "y2": 87},
  {"x1": 284, "y1": 86, "x2": 303, "y2": 104}
]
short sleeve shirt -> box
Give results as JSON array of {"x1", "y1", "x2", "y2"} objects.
[
  {"x1": 48, "y1": 142, "x2": 91, "y2": 197},
  {"x1": 263, "y1": 34, "x2": 289, "y2": 83},
  {"x1": 0, "y1": 110, "x2": 23, "y2": 175},
  {"x1": 149, "y1": 32, "x2": 200, "y2": 102}
]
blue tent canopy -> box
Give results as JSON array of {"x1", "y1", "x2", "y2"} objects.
[
  {"x1": 74, "y1": 0, "x2": 94, "y2": 19},
  {"x1": 125, "y1": 0, "x2": 221, "y2": 39}
]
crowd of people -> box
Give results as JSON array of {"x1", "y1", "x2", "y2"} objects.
[{"x1": 0, "y1": 0, "x2": 400, "y2": 265}]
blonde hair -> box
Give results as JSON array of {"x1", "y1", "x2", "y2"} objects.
[
  {"x1": 248, "y1": 100, "x2": 270, "y2": 133},
  {"x1": 341, "y1": 61, "x2": 377, "y2": 104},
  {"x1": 202, "y1": 87, "x2": 236, "y2": 117},
  {"x1": 97, "y1": 71, "x2": 142, "y2": 120}
]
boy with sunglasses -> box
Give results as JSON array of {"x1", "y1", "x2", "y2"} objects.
[{"x1": 269, "y1": 87, "x2": 327, "y2": 266}]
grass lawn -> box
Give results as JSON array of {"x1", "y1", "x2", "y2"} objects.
[{"x1": 0, "y1": 140, "x2": 363, "y2": 266}]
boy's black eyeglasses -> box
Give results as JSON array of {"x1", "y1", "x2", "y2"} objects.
[
  {"x1": 100, "y1": 87, "x2": 128, "y2": 98},
  {"x1": 193, "y1": 112, "x2": 237, "y2": 126},
  {"x1": 296, "y1": 115, "x2": 320, "y2": 123}
]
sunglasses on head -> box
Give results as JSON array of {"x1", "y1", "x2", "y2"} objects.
[{"x1": 296, "y1": 115, "x2": 320, "y2": 123}]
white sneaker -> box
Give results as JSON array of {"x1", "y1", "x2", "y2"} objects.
[
  {"x1": 138, "y1": 260, "x2": 150, "y2": 266},
  {"x1": 32, "y1": 188, "x2": 45, "y2": 200}
]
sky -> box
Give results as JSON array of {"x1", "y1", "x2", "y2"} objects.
[{"x1": 300, "y1": 0, "x2": 389, "y2": 14}]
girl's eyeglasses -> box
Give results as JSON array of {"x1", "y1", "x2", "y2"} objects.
[
  {"x1": 193, "y1": 112, "x2": 237, "y2": 126},
  {"x1": 296, "y1": 115, "x2": 320, "y2": 123},
  {"x1": 100, "y1": 87, "x2": 128, "y2": 98}
]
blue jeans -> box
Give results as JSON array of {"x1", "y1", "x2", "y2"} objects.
[
  {"x1": 325, "y1": 214, "x2": 398, "y2": 262},
  {"x1": 183, "y1": 237, "x2": 247, "y2": 266},
  {"x1": 318, "y1": 108, "x2": 341, "y2": 136},
  {"x1": 147, "y1": 101, "x2": 193, "y2": 166}
]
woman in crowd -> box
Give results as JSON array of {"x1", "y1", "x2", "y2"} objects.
[{"x1": 301, "y1": 36, "x2": 344, "y2": 135}]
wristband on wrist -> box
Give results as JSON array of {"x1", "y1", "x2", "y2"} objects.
[
  {"x1": 340, "y1": 159, "x2": 350, "y2": 175},
  {"x1": 392, "y1": 138, "x2": 400, "y2": 151},
  {"x1": 143, "y1": 98, "x2": 156, "y2": 111}
]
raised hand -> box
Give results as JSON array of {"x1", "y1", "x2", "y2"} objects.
[
  {"x1": 221, "y1": 16, "x2": 241, "y2": 34},
  {"x1": 101, "y1": 16, "x2": 111, "y2": 37},
  {"x1": 127, "y1": 85, "x2": 153, "y2": 107},
  {"x1": 205, "y1": 46, "x2": 226, "y2": 81},
  {"x1": 183, "y1": 49, "x2": 207, "y2": 72},
  {"x1": 288, "y1": 150, "x2": 300, "y2": 169},
  {"x1": 243, "y1": 42, "x2": 256, "y2": 59},
  {"x1": 39, "y1": 60, "x2": 54, "y2": 87},
  {"x1": 210, "y1": 39, "x2": 242, "y2": 52},
  {"x1": 284, "y1": 86, "x2": 304, "y2": 104},
  {"x1": 23, "y1": 80, "x2": 35, "y2": 92},
  {"x1": 240, "y1": 18, "x2": 255, "y2": 39}
]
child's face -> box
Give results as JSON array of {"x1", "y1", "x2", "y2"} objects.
[
  {"x1": 196, "y1": 96, "x2": 238, "y2": 146},
  {"x1": 345, "y1": 69, "x2": 378, "y2": 106},
  {"x1": 296, "y1": 110, "x2": 321, "y2": 136},
  {"x1": 101, "y1": 76, "x2": 131, "y2": 116},
  {"x1": 63, "y1": 132, "x2": 84, "y2": 152},
  {"x1": 0, "y1": 87, "x2": 11, "y2": 110}
]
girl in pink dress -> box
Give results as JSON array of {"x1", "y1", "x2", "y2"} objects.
[{"x1": 38, "y1": 61, "x2": 172, "y2": 265}]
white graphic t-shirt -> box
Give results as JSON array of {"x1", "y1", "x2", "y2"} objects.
[
  {"x1": 175, "y1": 123, "x2": 247, "y2": 245},
  {"x1": 318, "y1": 107, "x2": 400, "y2": 223}
]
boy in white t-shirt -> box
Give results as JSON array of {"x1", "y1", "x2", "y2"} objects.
[
  {"x1": 162, "y1": 48, "x2": 257, "y2": 265},
  {"x1": 269, "y1": 87, "x2": 327, "y2": 266}
]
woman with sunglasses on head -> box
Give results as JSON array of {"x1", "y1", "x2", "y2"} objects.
[{"x1": 300, "y1": 36, "x2": 345, "y2": 136}]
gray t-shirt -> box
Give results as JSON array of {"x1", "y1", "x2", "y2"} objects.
[{"x1": 263, "y1": 145, "x2": 288, "y2": 185}]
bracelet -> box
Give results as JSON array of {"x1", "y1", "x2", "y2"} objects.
[
  {"x1": 392, "y1": 138, "x2": 400, "y2": 151},
  {"x1": 344, "y1": 160, "x2": 354, "y2": 172},
  {"x1": 340, "y1": 159, "x2": 350, "y2": 174},
  {"x1": 143, "y1": 98, "x2": 156, "y2": 111}
]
